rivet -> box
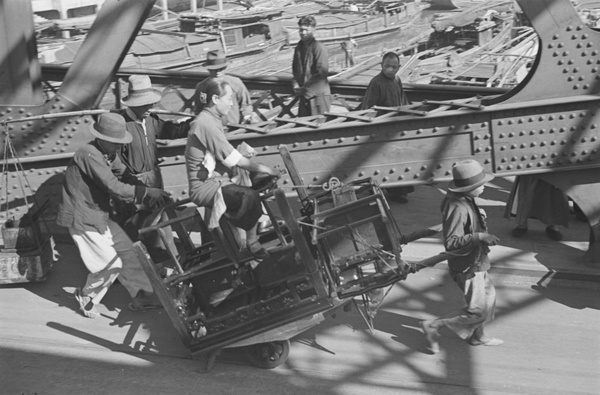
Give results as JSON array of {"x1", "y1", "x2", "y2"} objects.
[
  {"x1": 389, "y1": 168, "x2": 396, "y2": 174},
  {"x1": 374, "y1": 170, "x2": 380, "y2": 175},
  {"x1": 404, "y1": 167, "x2": 411, "y2": 172},
  {"x1": 358, "y1": 172, "x2": 364, "y2": 177},
  {"x1": 292, "y1": 143, "x2": 298, "y2": 148},
  {"x1": 382, "y1": 177, "x2": 388, "y2": 182},
  {"x1": 338, "y1": 138, "x2": 344, "y2": 143}
]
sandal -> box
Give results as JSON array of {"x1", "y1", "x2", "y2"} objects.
[
  {"x1": 128, "y1": 301, "x2": 162, "y2": 311},
  {"x1": 247, "y1": 239, "x2": 269, "y2": 260},
  {"x1": 74, "y1": 288, "x2": 100, "y2": 319}
]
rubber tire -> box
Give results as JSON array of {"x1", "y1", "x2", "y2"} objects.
[{"x1": 244, "y1": 340, "x2": 290, "y2": 369}]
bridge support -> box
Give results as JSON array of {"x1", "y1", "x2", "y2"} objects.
[{"x1": 539, "y1": 170, "x2": 600, "y2": 267}]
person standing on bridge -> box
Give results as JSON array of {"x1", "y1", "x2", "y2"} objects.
[
  {"x1": 421, "y1": 159, "x2": 503, "y2": 354},
  {"x1": 505, "y1": 175, "x2": 569, "y2": 241},
  {"x1": 361, "y1": 51, "x2": 413, "y2": 203},
  {"x1": 57, "y1": 113, "x2": 171, "y2": 318},
  {"x1": 194, "y1": 50, "x2": 255, "y2": 129},
  {"x1": 116, "y1": 74, "x2": 192, "y2": 260},
  {"x1": 340, "y1": 33, "x2": 358, "y2": 68},
  {"x1": 292, "y1": 15, "x2": 331, "y2": 116}
]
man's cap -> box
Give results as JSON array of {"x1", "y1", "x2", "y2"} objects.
[
  {"x1": 121, "y1": 75, "x2": 162, "y2": 107},
  {"x1": 89, "y1": 113, "x2": 133, "y2": 144},
  {"x1": 205, "y1": 50, "x2": 229, "y2": 70},
  {"x1": 448, "y1": 159, "x2": 494, "y2": 193}
]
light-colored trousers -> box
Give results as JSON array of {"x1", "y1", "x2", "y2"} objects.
[
  {"x1": 443, "y1": 270, "x2": 496, "y2": 340},
  {"x1": 69, "y1": 218, "x2": 153, "y2": 303}
]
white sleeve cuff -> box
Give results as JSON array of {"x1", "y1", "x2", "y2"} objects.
[{"x1": 222, "y1": 149, "x2": 243, "y2": 168}]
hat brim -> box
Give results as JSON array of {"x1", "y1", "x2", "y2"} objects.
[
  {"x1": 121, "y1": 89, "x2": 162, "y2": 107},
  {"x1": 205, "y1": 61, "x2": 229, "y2": 70},
  {"x1": 448, "y1": 173, "x2": 494, "y2": 193},
  {"x1": 89, "y1": 122, "x2": 133, "y2": 144}
]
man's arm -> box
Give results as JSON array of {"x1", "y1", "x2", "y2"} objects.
[
  {"x1": 360, "y1": 80, "x2": 380, "y2": 110},
  {"x1": 395, "y1": 76, "x2": 410, "y2": 105},
  {"x1": 152, "y1": 114, "x2": 192, "y2": 140},
  {"x1": 291, "y1": 46, "x2": 302, "y2": 92},
  {"x1": 443, "y1": 202, "x2": 479, "y2": 252},
  {"x1": 235, "y1": 80, "x2": 254, "y2": 121},
  {"x1": 303, "y1": 43, "x2": 329, "y2": 92},
  {"x1": 76, "y1": 150, "x2": 145, "y2": 203}
]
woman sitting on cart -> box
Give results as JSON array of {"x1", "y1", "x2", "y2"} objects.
[{"x1": 185, "y1": 78, "x2": 280, "y2": 259}]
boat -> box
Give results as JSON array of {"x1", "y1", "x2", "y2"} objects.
[
  {"x1": 282, "y1": 1, "x2": 424, "y2": 47},
  {"x1": 36, "y1": 2, "x2": 289, "y2": 70}
]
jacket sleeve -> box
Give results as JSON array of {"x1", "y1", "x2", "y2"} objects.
[
  {"x1": 442, "y1": 200, "x2": 481, "y2": 253},
  {"x1": 361, "y1": 80, "x2": 380, "y2": 110},
  {"x1": 152, "y1": 114, "x2": 192, "y2": 140},
  {"x1": 304, "y1": 43, "x2": 329, "y2": 92},
  {"x1": 396, "y1": 77, "x2": 410, "y2": 105},
  {"x1": 237, "y1": 83, "x2": 254, "y2": 118},
  {"x1": 76, "y1": 150, "x2": 145, "y2": 203},
  {"x1": 292, "y1": 47, "x2": 301, "y2": 87}
]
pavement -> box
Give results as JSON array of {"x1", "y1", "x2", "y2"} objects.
[{"x1": 1, "y1": 176, "x2": 599, "y2": 394}]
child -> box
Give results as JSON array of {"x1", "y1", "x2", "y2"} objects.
[{"x1": 421, "y1": 159, "x2": 503, "y2": 354}]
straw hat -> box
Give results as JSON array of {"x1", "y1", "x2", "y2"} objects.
[
  {"x1": 121, "y1": 75, "x2": 162, "y2": 107},
  {"x1": 89, "y1": 113, "x2": 132, "y2": 144},
  {"x1": 205, "y1": 50, "x2": 229, "y2": 70},
  {"x1": 448, "y1": 159, "x2": 494, "y2": 193}
]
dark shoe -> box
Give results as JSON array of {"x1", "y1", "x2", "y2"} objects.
[
  {"x1": 469, "y1": 337, "x2": 504, "y2": 346},
  {"x1": 511, "y1": 226, "x2": 528, "y2": 238},
  {"x1": 247, "y1": 240, "x2": 269, "y2": 260},
  {"x1": 545, "y1": 226, "x2": 563, "y2": 241},
  {"x1": 74, "y1": 288, "x2": 100, "y2": 319},
  {"x1": 129, "y1": 291, "x2": 162, "y2": 311},
  {"x1": 421, "y1": 320, "x2": 440, "y2": 354}
]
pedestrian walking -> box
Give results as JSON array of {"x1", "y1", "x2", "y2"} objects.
[{"x1": 421, "y1": 159, "x2": 503, "y2": 353}]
